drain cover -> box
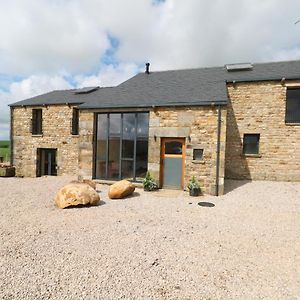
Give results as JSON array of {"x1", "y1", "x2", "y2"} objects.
[{"x1": 198, "y1": 202, "x2": 215, "y2": 207}]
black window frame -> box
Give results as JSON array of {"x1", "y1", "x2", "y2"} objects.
[
  {"x1": 31, "y1": 109, "x2": 43, "y2": 135},
  {"x1": 71, "y1": 108, "x2": 79, "y2": 135},
  {"x1": 193, "y1": 149, "x2": 204, "y2": 160},
  {"x1": 242, "y1": 134, "x2": 260, "y2": 155},
  {"x1": 94, "y1": 112, "x2": 149, "y2": 182},
  {"x1": 286, "y1": 88, "x2": 300, "y2": 123}
]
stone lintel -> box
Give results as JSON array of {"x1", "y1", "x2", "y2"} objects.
[{"x1": 149, "y1": 127, "x2": 191, "y2": 138}]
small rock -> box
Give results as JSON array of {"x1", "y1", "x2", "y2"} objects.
[
  {"x1": 151, "y1": 259, "x2": 159, "y2": 266},
  {"x1": 108, "y1": 180, "x2": 135, "y2": 199}
]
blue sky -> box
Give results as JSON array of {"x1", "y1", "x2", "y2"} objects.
[{"x1": 1, "y1": 0, "x2": 300, "y2": 140}]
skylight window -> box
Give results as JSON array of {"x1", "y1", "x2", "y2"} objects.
[{"x1": 225, "y1": 63, "x2": 253, "y2": 72}]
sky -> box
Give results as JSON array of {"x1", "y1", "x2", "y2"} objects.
[{"x1": 1, "y1": 0, "x2": 300, "y2": 140}]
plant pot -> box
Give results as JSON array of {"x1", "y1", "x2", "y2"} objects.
[
  {"x1": 144, "y1": 187, "x2": 151, "y2": 192},
  {"x1": 0, "y1": 166, "x2": 15, "y2": 177},
  {"x1": 189, "y1": 188, "x2": 201, "y2": 197}
]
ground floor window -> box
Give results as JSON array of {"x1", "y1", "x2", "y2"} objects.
[
  {"x1": 243, "y1": 134, "x2": 260, "y2": 155},
  {"x1": 95, "y1": 112, "x2": 149, "y2": 181}
]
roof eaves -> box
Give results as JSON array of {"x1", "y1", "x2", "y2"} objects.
[
  {"x1": 226, "y1": 75, "x2": 300, "y2": 83},
  {"x1": 9, "y1": 101, "x2": 85, "y2": 107},
  {"x1": 78, "y1": 100, "x2": 228, "y2": 109}
]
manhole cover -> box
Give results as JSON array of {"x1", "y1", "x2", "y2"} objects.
[{"x1": 198, "y1": 202, "x2": 215, "y2": 207}]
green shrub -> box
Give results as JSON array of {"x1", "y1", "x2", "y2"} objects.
[
  {"x1": 187, "y1": 176, "x2": 200, "y2": 190},
  {"x1": 143, "y1": 171, "x2": 158, "y2": 191}
]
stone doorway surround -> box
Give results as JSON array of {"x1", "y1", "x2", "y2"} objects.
[{"x1": 147, "y1": 107, "x2": 227, "y2": 195}]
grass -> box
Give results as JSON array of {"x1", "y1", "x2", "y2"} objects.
[{"x1": 0, "y1": 141, "x2": 10, "y2": 162}]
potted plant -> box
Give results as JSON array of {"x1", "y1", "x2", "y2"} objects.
[
  {"x1": 143, "y1": 171, "x2": 158, "y2": 191},
  {"x1": 187, "y1": 176, "x2": 201, "y2": 196}
]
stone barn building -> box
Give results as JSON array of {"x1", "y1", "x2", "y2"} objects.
[{"x1": 9, "y1": 60, "x2": 300, "y2": 195}]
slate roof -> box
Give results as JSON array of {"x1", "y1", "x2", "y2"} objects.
[
  {"x1": 9, "y1": 60, "x2": 300, "y2": 108},
  {"x1": 8, "y1": 87, "x2": 101, "y2": 107}
]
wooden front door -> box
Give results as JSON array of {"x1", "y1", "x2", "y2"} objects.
[{"x1": 160, "y1": 138, "x2": 185, "y2": 189}]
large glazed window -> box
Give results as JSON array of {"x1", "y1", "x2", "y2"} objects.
[
  {"x1": 95, "y1": 112, "x2": 149, "y2": 181},
  {"x1": 286, "y1": 88, "x2": 300, "y2": 123}
]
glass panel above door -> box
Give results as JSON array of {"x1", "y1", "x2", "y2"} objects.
[{"x1": 165, "y1": 141, "x2": 182, "y2": 155}]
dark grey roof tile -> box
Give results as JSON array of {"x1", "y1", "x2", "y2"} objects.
[{"x1": 9, "y1": 60, "x2": 300, "y2": 108}]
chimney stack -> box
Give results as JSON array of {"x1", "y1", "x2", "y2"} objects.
[{"x1": 145, "y1": 62, "x2": 150, "y2": 74}]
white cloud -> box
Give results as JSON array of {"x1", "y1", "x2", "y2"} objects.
[
  {"x1": 0, "y1": 64, "x2": 140, "y2": 139},
  {"x1": 1, "y1": 0, "x2": 300, "y2": 140},
  {"x1": 0, "y1": 75, "x2": 72, "y2": 139},
  {"x1": 121, "y1": 0, "x2": 300, "y2": 70},
  {"x1": 0, "y1": 0, "x2": 110, "y2": 75},
  {"x1": 75, "y1": 63, "x2": 140, "y2": 87},
  {"x1": 2, "y1": 0, "x2": 300, "y2": 75}
]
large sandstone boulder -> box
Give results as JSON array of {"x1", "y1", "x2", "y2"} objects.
[
  {"x1": 108, "y1": 180, "x2": 135, "y2": 199},
  {"x1": 55, "y1": 182, "x2": 100, "y2": 209},
  {"x1": 70, "y1": 179, "x2": 97, "y2": 190},
  {"x1": 83, "y1": 179, "x2": 97, "y2": 190}
]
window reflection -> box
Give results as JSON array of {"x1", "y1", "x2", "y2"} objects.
[
  {"x1": 108, "y1": 114, "x2": 121, "y2": 179},
  {"x1": 137, "y1": 113, "x2": 149, "y2": 137},
  {"x1": 122, "y1": 113, "x2": 135, "y2": 159},
  {"x1": 123, "y1": 113, "x2": 135, "y2": 140},
  {"x1": 122, "y1": 160, "x2": 134, "y2": 180},
  {"x1": 165, "y1": 141, "x2": 182, "y2": 154},
  {"x1": 96, "y1": 114, "x2": 107, "y2": 179},
  {"x1": 136, "y1": 139, "x2": 148, "y2": 179},
  {"x1": 109, "y1": 114, "x2": 121, "y2": 136},
  {"x1": 96, "y1": 112, "x2": 149, "y2": 181}
]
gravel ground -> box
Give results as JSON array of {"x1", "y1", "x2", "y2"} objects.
[{"x1": 0, "y1": 176, "x2": 300, "y2": 299}]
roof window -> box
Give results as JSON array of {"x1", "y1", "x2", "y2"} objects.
[{"x1": 225, "y1": 63, "x2": 253, "y2": 72}]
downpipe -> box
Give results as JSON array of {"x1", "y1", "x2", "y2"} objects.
[{"x1": 215, "y1": 105, "x2": 221, "y2": 196}]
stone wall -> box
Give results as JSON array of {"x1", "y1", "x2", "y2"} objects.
[
  {"x1": 148, "y1": 106, "x2": 227, "y2": 195},
  {"x1": 12, "y1": 105, "x2": 79, "y2": 177},
  {"x1": 11, "y1": 80, "x2": 300, "y2": 187},
  {"x1": 226, "y1": 80, "x2": 300, "y2": 181},
  {"x1": 78, "y1": 107, "x2": 226, "y2": 195}
]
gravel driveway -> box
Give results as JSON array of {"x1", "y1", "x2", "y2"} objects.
[{"x1": 0, "y1": 177, "x2": 299, "y2": 299}]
